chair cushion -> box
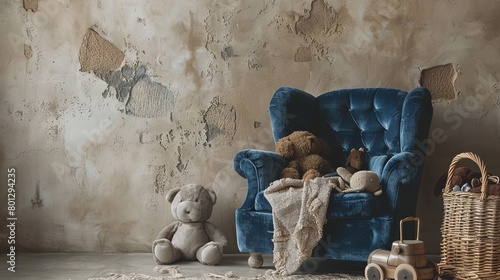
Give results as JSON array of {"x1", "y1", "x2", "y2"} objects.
[{"x1": 254, "y1": 189, "x2": 382, "y2": 218}]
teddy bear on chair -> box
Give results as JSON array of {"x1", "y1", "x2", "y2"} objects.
[
  {"x1": 152, "y1": 184, "x2": 228, "y2": 266},
  {"x1": 275, "y1": 131, "x2": 335, "y2": 180}
]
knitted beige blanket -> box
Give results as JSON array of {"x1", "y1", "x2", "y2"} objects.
[{"x1": 264, "y1": 177, "x2": 334, "y2": 276}]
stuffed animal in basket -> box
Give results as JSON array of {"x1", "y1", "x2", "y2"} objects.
[
  {"x1": 152, "y1": 184, "x2": 227, "y2": 265},
  {"x1": 333, "y1": 147, "x2": 382, "y2": 196},
  {"x1": 275, "y1": 131, "x2": 334, "y2": 180},
  {"x1": 433, "y1": 166, "x2": 482, "y2": 196},
  {"x1": 470, "y1": 175, "x2": 500, "y2": 196}
]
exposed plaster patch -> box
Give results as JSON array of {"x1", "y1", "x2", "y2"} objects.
[
  {"x1": 200, "y1": 61, "x2": 220, "y2": 82},
  {"x1": 294, "y1": 46, "x2": 313, "y2": 62},
  {"x1": 98, "y1": 63, "x2": 174, "y2": 118},
  {"x1": 23, "y1": 0, "x2": 38, "y2": 12},
  {"x1": 24, "y1": 44, "x2": 33, "y2": 59},
  {"x1": 154, "y1": 165, "x2": 166, "y2": 195},
  {"x1": 125, "y1": 75, "x2": 174, "y2": 118},
  {"x1": 202, "y1": 97, "x2": 236, "y2": 145},
  {"x1": 292, "y1": 0, "x2": 346, "y2": 65},
  {"x1": 494, "y1": 83, "x2": 499, "y2": 93},
  {"x1": 295, "y1": 0, "x2": 342, "y2": 38},
  {"x1": 48, "y1": 125, "x2": 59, "y2": 141},
  {"x1": 419, "y1": 63, "x2": 458, "y2": 101},
  {"x1": 78, "y1": 28, "x2": 125, "y2": 74},
  {"x1": 176, "y1": 146, "x2": 187, "y2": 172},
  {"x1": 247, "y1": 58, "x2": 262, "y2": 70}
]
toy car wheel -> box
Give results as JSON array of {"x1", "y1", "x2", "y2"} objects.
[
  {"x1": 429, "y1": 260, "x2": 439, "y2": 280},
  {"x1": 365, "y1": 263, "x2": 384, "y2": 280},
  {"x1": 395, "y1": 263, "x2": 417, "y2": 280}
]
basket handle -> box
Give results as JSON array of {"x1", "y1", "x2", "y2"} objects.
[
  {"x1": 400, "y1": 216, "x2": 420, "y2": 242},
  {"x1": 444, "y1": 152, "x2": 489, "y2": 201}
]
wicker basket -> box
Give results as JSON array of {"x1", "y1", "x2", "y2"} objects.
[{"x1": 439, "y1": 152, "x2": 500, "y2": 280}]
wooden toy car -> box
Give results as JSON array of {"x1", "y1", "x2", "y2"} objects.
[{"x1": 365, "y1": 217, "x2": 438, "y2": 280}]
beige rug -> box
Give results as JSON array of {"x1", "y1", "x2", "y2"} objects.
[{"x1": 88, "y1": 266, "x2": 364, "y2": 279}]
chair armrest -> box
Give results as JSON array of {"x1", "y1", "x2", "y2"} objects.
[
  {"x1": 380, "y1": 152, "x2": 422, "y2": 219},
  {"x1": 233, "y1": 149, "x2": 288, "y2": 210}
]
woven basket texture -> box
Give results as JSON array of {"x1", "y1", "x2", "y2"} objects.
[{"x1": 439, "y1": 152, "x2": 500, "y2": 280}]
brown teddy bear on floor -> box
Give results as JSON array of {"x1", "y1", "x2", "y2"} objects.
[{"x1": 275, "y1": 131, "x2": 334, "y2": 180}]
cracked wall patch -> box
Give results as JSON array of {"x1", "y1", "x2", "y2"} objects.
[
  {"x1": 78, "y1": 28, "x2": 125, "y2": 74},
  {"x1": 419, "y1": 63, "x2": 458, "y2": 101},
  {"x1": 202, "y1": 97, "x2": 236, "y2": 146}
]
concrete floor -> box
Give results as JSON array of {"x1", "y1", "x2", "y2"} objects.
[{"x1": 0, "y1": 253, "x2": 366, "y2": 279}]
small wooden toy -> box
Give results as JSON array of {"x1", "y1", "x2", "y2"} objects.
[{"x1": 365, "y1": 217, "x2": 438, "y2": 280}]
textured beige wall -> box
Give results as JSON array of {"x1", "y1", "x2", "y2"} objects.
[{"x1": 1, "y1": 0, "x2": 499, "y2": 256}]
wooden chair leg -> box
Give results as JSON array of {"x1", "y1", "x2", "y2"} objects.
[{"x1": 248, "y1": 252, "x2": 263, "y2": 268}]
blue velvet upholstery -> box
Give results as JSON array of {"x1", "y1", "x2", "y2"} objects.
[{"x1": 234, "y1": 87, "x2": 433, "y2": 263}]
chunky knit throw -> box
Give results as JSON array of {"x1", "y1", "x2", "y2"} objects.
[{"x1": 264, "y1": 177, "x2": 334, "y2": 275}]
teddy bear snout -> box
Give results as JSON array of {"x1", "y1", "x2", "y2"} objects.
[{"x1": 177, "y1": 201, "x2": 201, "y2": 222}]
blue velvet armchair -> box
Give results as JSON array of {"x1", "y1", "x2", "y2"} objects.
[{"x1": 233, "y1": 87, "x2": 433, "y2": 268}]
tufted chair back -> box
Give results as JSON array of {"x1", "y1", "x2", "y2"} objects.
[{"x1": 270, "y1": 86, "x2": 433, "y2": 174}]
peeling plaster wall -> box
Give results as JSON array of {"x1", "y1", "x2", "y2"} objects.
[{"x1": 1, "y1": 0, "x2": 500, "y2": 255}]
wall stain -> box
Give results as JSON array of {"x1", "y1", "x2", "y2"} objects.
[
  {"x1": 31, "y1": 182, "x2": 44, "y2": 209},
  {"x1": 420, "y1": 63, "x2": 457, "y2": 101},
  {"x1": 221, "y1": 46, "x2": 235, "y2": 61},
  {"x1": 185, "y1": 12, "x2": 204, "y2": 91}
]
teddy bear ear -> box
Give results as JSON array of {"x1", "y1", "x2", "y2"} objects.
[
  {"x1": 206, "y1": 189, "x2": 217, "y2": 205},
  {"x1": 276, "y1": 138, "x2": 295, "y2": 158},
  {"x1": 359, "y1": 147, "x2": 365, "y2": 152},
  {"x1": 166, "y1": 187, "x2": 181, "y2": 203}
]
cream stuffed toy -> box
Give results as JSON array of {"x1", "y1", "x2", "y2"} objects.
[
  {"x1": 329, "y1": 148, "x2": 382, "y2": 196},
  {"x1": 152, "y1": 184, "x2": 227, "y2": 265}
]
